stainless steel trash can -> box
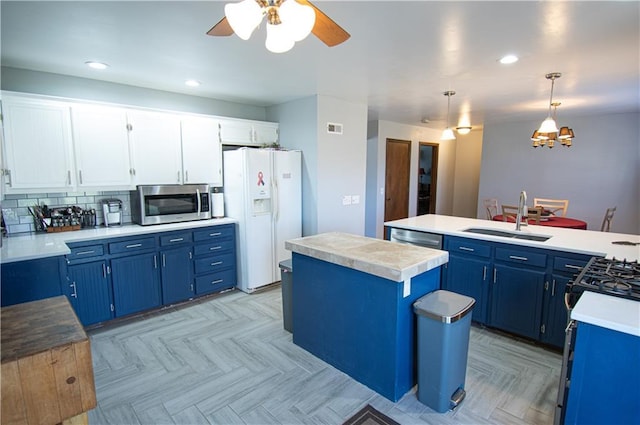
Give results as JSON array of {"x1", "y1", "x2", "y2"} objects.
[
  {"x1": 279, "y1": 259, "x2": 293, "y2": 332},
  {"x1": 413, "y1": 289, "x2": 475, "y2": 413}
]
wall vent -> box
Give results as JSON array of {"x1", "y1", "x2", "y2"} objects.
[{"x1": 327, "y1": 122, "x2": 343, "y2": 135}]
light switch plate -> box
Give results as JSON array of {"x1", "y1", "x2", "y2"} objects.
[{"x1": 342, "y1": 195, "x2": 352, "y2": 205}]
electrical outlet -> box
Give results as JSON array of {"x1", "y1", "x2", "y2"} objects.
[
  {"x1": 342, "y1": 195, "x2": 352, "y2": 205},
  {"x1": 351, "y1": 195, "x2": 360, "y2": 204}
]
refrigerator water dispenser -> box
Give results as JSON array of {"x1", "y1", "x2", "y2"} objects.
[{"x1": 253, "y1": 198, "x2": 271, "y2": 215}]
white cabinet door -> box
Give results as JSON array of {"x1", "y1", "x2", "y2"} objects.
[
  {"x1": 71, "y1": 105, "x2": 132, "y2": 189},
  {"x1": 127, "y1": 110, "x2": 183, "y2": 185},
  {"x1": 253, "y1": 122, "x2": 279, "y2": 145},
  {"x1": 219, "y1": 119, "x2": 257, "y2": 145},
  {"x1": 2, "y1": 96, "x2": 75, "y2": 191},
  {"x1": 181, "y1": 116, "x2": 222, "y2": 186}
]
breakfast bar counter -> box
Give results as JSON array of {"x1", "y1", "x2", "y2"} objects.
[{"x1": 285, "y1": 232, "x2": 448, "y2": 402}]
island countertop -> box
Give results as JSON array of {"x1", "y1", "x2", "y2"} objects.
[
  {"x1": 285, "y1": 232, "x2": 448, "y2": 282},
  {"x1": 385, "y1": 214, "x2": 639, "y2": 261}
]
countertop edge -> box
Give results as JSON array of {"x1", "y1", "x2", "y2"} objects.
[{"x1": 571, "y1": 291, "x2": 640, "y2": 337}]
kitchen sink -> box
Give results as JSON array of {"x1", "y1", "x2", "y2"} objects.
[{"x1": 462, "y1": 227, "x2": 552, "y2": 242}]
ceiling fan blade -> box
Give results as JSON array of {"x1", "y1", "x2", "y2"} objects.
[
  {"x1": 206, "y1": 16, "x2": 234, "y2": 37},
  {"x1": 298, "y1": 0, "x2": 350, "y2": 47}
]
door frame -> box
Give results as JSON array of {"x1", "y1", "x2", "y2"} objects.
[{"x1": 418, "y1": 142, "x2": 439, "y2": 214}]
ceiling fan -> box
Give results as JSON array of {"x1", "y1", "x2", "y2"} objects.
[{"x1": 206, "y1": 0, "x2": 350, "y2": 52}]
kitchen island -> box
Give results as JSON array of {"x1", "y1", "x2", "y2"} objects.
[{"x1": 285, "y1": 232, "x2": 448, "y2": 402}]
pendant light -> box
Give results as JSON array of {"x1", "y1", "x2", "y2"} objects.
[
  {"x1": 538, "y1": 73, "x2": 561, "y2": 133},
  {"x1": 441, "y1": 91, "x2": 456, "y2": 141},
  {"x1": 531, "y1": 73, "x2": 575, "y2": 149}
]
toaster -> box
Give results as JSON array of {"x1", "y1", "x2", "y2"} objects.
[{"x1": 101, "y1": 199, "x2": 123, "y2": 227}]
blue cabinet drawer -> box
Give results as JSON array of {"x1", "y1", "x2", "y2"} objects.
[
  {"x1": 553, "y1": 256, "x2": 591, "y2": 274},
  {"x1": 67, "y1": 244, "x2": 104, "y2": 260},
  {"x1": 194, "y1": 253, "x2": 235, "y2": 274},
  {"x1": 193, "y1": 225, "x2": 234, "y2": 242},
  {"x1": 193, "y1": 240, "x2": 235, "y2": 257},
  {"x1": 159, "y1": 232, "x2": 193, "y2": 246},
  {"x1": 495, "y1": 247, "x2": 547, "y2": 268},
  {"x1": 446, "y1": 237, "x2": 491, "y2": 258},
  {"x1": 109, "y1": 237, "x2": 155, "y2": 254},
  {"x1": 195, "y1": 269, "x2": 236, "y2": 295}
]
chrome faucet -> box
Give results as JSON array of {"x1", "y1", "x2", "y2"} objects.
[{"x1": 515, "y1": 190, "x2": 528, "y2": 231}]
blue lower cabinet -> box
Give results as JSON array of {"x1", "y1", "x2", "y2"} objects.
[
  {"x1": 66, "y1": 260, "x2": 114, "y2": 326},
  {"x1": 195, "y1": 269, "x2": 236, "y2": 295},
  {"x1": 541, "y1": 274, "x2": 570, "y2": 347},
  {"x1": 111, "y1": 252, "x2": 161, "y2": 317},
  {"x1": 443, "y1": 255, "x2": 490, "y2": 323},
  {"x1": 1, "y1": 256, "x2": 65, "y2": 306},
  {"x1": 160, "y1": 246, "x2": 194, "y2": 304},
  {"x1": 490, "y1": 264, "x2": 545, "y2": 340}
]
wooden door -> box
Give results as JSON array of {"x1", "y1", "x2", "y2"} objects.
[{"x1": 384, "y1": 139, "x2": 411, "y2": 222}]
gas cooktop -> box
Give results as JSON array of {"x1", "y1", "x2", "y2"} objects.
[{"x1": 569, "y1": 257, "x2": 640, "y2": 302}]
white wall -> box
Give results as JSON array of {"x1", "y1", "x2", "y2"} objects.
[
  {"x1": 1, "y1": 67, "x2": 267, "y2": 120},
  {"x1": 365, "y1": 120, "x2": 455, "y2": 239},
  {"x1": 478, "y1": 111, "x2": 640, "y2": 234},
  {"x1": 268, "y1": 95, "x2": 368, "y2": 236},
  {"x1": 452, "y1": 129, "x2": 484, "y2": 218}
]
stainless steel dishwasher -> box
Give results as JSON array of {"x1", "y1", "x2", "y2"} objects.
[{"x1": 389, "y1": 227, "x2": 443, "y2": 249}]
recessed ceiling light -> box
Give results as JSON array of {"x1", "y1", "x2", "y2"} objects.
[
  {"x1": 499, "y1": 54, "x2": 519, "y2": 65},
  {"x1": 85, "y1": 61, "x2": 109, "y2": 70},
  {"x1": 185, "y1": 80, "x2": 201, "y2": 87}
]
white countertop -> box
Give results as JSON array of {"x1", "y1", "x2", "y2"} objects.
[
  {"x1": 285, "y1": 232, "x2": 448, "y2": 282},
  {"x1": 571, "y1": 291, "x2": 640, "y2": 337},
  {"x1": 385, "y1": 214, "x2": 639, "y2": 261},
  {"x1": 0, "y1": 218, "x2": 237, "y2": 263}
]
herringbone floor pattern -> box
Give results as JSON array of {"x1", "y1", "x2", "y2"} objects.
[{"x1": 87, "y1": 285, "x2": 561, "y2": 424}]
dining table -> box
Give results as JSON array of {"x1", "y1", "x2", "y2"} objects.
[{"x1": 492, "y1": 215, "x2": 588, "y2": 230}]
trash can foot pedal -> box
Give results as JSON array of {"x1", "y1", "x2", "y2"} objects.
[{"x1": 450, "y1": 387, "x2": 466, "y2": 410}]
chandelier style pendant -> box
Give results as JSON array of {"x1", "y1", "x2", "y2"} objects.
[{"x1": 531, "y1": 73, "x2": 575, "y2": 148}]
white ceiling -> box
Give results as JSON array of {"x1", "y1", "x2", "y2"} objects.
[{"x1": 2, "y1": 1, "x2": 639, "y2": 130}]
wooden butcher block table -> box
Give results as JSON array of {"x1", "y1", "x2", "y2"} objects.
[{"x1": 1, "y1": 296, "x2": 96, "y2": 425}]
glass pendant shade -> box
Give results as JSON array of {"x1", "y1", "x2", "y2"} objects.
[
  {"x1": 279, "y1": 0, "x2": 316, "y2": 42},
  {"x1": 538, "y1": 116, "x2": 559, "y2": 134},
  {"x1": 441, "y1": 128, "x2": 456, "y2": 141},
  {"x1": 225, "y1": 0, "x2": 263, "y2": 40},
  {"x1": 265, "y1": 22, "x2": 295, "y2": 53}
]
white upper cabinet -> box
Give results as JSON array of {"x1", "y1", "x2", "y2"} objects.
[
  {"x1": 71, "y1": 105, "x2": 132, "y2": 189},
  {"x1": 219, "y1": 119, "x2": 279, "y2": 146},
  {"x1": 180, "y1": 116, "x2": 222, "y2": 186},
  {"x1": 127, "y1": 110, "x2": 183, "y2": 185},
  {"x1": 2, "y1": 95, "x2": 76, "y2": 192}
]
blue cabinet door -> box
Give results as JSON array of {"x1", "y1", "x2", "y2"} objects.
[
  {"x1": 541, "y1": 274, "x2": 570, "y2": 348},
  {"x1": 490, "y1": 264, "x2": 545, "y2": 339},
  {"x1": 1, "y1": 256, "x2": 64, "y2": 306},
  {"x1": 66, "y1": 260, "x2": 113, "y2": 326},
  {"x1": 111, "y1": 253, "x2": 161, "y2": 317},
  {"x1": 160, "y1": 246, "x2": 194, "y2": 304},
  {"x1": 443, "y1": 255, "x2": 490, "y2": 323}
]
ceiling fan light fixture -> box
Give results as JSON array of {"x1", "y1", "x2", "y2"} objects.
[
  {"x1": 279, "y1": 0, "x2": 316, "y2": 42},
  {"x1": 456, "y1": 126, "x2": 472, "y2": 135},
  {"x1": 265, "y1": 22, "x2": 295, "y2": 53},
  {"x1": 225, "y1": 0, "x2": 263, "y2": 40}
]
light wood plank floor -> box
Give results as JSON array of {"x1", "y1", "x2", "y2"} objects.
[{"x1": 87, "y1": 286, "x2": 562, "y2": 425}]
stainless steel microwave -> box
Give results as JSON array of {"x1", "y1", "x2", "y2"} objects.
[{"x1": 130, "y1": 184, "x2": 211, "y2": 226}]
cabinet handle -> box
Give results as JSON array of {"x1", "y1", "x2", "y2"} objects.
[
  {"x1": 211, "y1": 279, "x2": 223, "y2": 285},
  {"x1": 189, "y1": 251, "x2": 192, "y2": 260},
  {"x1": 177, "y1": 171, "x2": 180, "y2": 183},
  {"x1": 459, "y1": 246, "x2": 475, "y2": 252},
  {"x1": 67, "y1": 170, "x2": 72, "y2": 185},
  {"x1": 209, "y1": 246, "x2": 222, "y2": 251},
  {"x1": 75, "y1": 250, "x2": 95, "y2": 256},
  {"x1": 162, "y1": 254, "x2": 166, "y2": 268},
  {"x1": 102, "y1": 263, "x2": 107, "y2": 278},
  {"x1": 126, "y1": 243, "x2": 142, "y2": 248},
  {"x1": 169, "y1": 238, "x2": 184, "y2": 242},
  {"x1": 79, "y1": 170, "x2": 83, "y2": 184},
  {"x1": 154, "y1": 255, "x2": 158, "y2": 269},
  {"x1": 493, "y1": 268, "x2": 497, "y2": 283},
  {"x1": 565, "y1": 264, "x2": 581, "y2": 270},
  {"x1": 185, "y1": 170, "x2": 189, "y2": 183},
  {"x1": 552, "y1": 279, "x2": 556, "y2": 296},
  {"x1": 209, "y1": 232, "x2": 222, "y2": 237},
  {"x1": 509, "y1": 255, "x2": 528, "y2": 261},
  {"x1": 482, "y1": 266, "x2": 487, "y2": 280},
  {"x1": 70, "y1": 281, "x2": 78, "y2": 298},
  {"x1": 210, "y1": 261, "x2": 223, "y2": 266},
  {"x1": 190, "y1": 284, "x2": 194, "y2": 292}
]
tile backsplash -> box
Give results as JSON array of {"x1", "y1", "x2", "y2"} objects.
[{"x1": 1, "y1": 191, "x2": 133, "y2": 234}]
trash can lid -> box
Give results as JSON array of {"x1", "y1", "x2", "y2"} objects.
[
  {"x1": 279, "y1": 259, "x2": 292, "y2": 272},
  {"x1": 413, "y1": 290, "x2": 476, "y2": 324}
]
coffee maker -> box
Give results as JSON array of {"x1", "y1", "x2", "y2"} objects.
[{"x1": 101, "y1": 199, "x2": 123, "y2": 227}]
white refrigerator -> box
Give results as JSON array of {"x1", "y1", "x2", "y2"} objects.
[{"x1": 223, "y1": 147, "x2": 302, "y2": 293}]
